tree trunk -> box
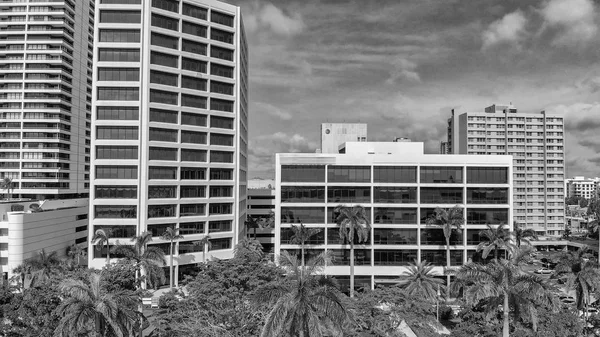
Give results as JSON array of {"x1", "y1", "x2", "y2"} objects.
[
  {"x1": 350, "y1": 243, "x2": 355, "y2": 298},
  {"x1": 301, "y1": 241, "x2": 305, "y2": 278},
  {"x1": 169, "y1": 240, "x2": 174, "y2": 289},
  {"x1": 495, "y1": 246, "x2": 499, "y2": 260},
  {"x1": 254, "y1": 226, "x2": 257, "y2": 240},
  {"x1": 503, "y1": 291, "x2": 509, "y2": 337},
  {"x1": 203, "y1": 244, "x2": 206, "y2": 263},
  {"x1": 106, "y1": 242, "x2": 110, "y2": 266},
  {"x1": 446, "y1": 237, "x2": 451, "y2": 300}
]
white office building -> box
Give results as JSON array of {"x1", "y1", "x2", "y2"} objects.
[
  {"x1": 89, "y1": 0, "x2": 249, "y2": 284},
  {"x1": 275, "y1": 142, "x2": 513, "y2": 291},
  {"x1": 320, "y1": 123, "x2": 367, "y2": 154}
]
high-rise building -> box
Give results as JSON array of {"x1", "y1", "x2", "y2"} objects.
[
  {"x1": 440, "y1": 141, "x2": 449, "y2": 154},
  {"x1": 446, "y1": 104, "x2": 565, "y2": 236},
  {"x1": 566, "y1": 176, "x2": 599, "y2": 200},
  {"x1": 0, "y1": 0, "x2": 94, "y2": 199},
  {"x1": 275, "y1": 141, "x2": 513, "y2": 292},
  {"x1": 320, "y1": 123, "x2": 367, "y2": 154},
  {"x1": 89, "y1": 0, "x2": 249, "y2": 284}
]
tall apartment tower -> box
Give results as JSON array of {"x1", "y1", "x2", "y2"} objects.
[
  {"x1": 446, "y1": 104, "x2": 565, "y2": 236},
  {"x1": 89, "y1": 0, "x2": 249, "y2": 282},
  {"x1": 320, "y1": 123, "x2": 367, "y2": 154},
  {"x1": 0, "y1": 0, "x2": 94, "y2": 199}
]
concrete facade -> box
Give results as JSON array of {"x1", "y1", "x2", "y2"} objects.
[
  {"x1": 566, "y1": 176, "x2": 599, "y2": 200},
  {"x1": 320, "y1": 123, "x2": 367, "y2": 154}
]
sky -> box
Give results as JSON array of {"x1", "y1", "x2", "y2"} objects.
[{"x1": 227, "y1": 0, "x2": 600, "y2": 180}]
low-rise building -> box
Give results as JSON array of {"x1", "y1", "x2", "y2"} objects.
[
  {"x1": 247, "y1": 179, "x2": 275, "y2": 252},
  {"x1": 566, "y1": 176, "x2": 600, "y2": 200}
]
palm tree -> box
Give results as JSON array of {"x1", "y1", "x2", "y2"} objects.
[
  {"x1": 477, "y1": 223, "x2": 515, "y2": 260},
  {"x1": 0, "y1": 177, "x2": 14, "y2": 200},
  {"x1": 54, "y1": 272, "x2": 140, "y2": 337},
  {"x1": 92, "y1": 228, "x2": 113, "y2": 266},
  {"x1": 335, "y1": 204, "x2": 370, "y2": 298},
  {"x1": 111, "y1": 231, "x2": 166, "y2": 290},
  {"x1": 587, "y1": 199, "x2": 600, "y2": 266},
  {"x1": 512, "y1": 221, "x2": 538, "y2": 247},
  {"x1": 289, "y1": 223, "x2": 322, "y2": 269},
  {"x1": 453, "y1": 247, "x2": 559, "y2": 336},
  {"x1": 193, "y1": 235, "x2": 211, "y2": 263},
  {"x1": 245, "y1": 215, "x2": 258, "y2": 239},
  {"x1": 161, "y1": 226, "x2": 183, "y2": 289},
  {"x1": 26, "y1": 249, "x2": 61, "y2": 287},
  {"x1": 67, "y1": 244, "x2": 87, "y2": 266},
  {"x1": 554, "y1": 246, "x2": 600, "y2": 311},
  {"x1": 397, "y1": 260, "x2": 445, "y2": 302},
  {"x1": 233, "y1": 238, "x2": 264, "y2": 262},
  {"x1": 426, "y1": 206, "x2": 464, "y2": 298},
  {"x1": 256, "y1": 251, "x2": 349, "y2": 336}
]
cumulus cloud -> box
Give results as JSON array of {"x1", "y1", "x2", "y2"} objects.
[
  {"x1": 248, "y1": 132, "x2": 318, "y2": 177},
  {"x1": 386, "y1": 58, "x2": 421, "y2": 84},
  {"x1": 482, "y1": 10, "x2": 528, "y2": 50},
  {"x1": 541, "y1": 0, "x2": 598, "y2": 46},
  {"x1": 255, "y1": 102, "x2": 293, "y2": 120},
  {"x1": 244, "y1": 2, "x2": 304, "y2": 36}
]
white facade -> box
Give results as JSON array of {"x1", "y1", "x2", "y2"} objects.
[
  {"x1": 320, "y1": 123, "x2": 367, "y2": 154},
  {"x1": 0, "y1": 198, "x2": 88, "y2": 280},
  {"x1": 275, "y1": 142, "x2": 513, "y2": 291},
  {"x1": 566, "y1": 176, "x2": 599, "y2": 200},
  {"x1": 0, "y1": 0, "x2": 93, "y2": 199},
  {"x1": 446, "y1": 104, "x2": 565, "y2": 236},
  {"x1": 89, "y1": 0, "x2": 249, "y2": 277}
]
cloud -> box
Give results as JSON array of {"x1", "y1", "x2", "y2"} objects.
[
  {"x1": 244, "y1": 2, "x2": 304, "y2": 36},
  {"x1": 386, "y1": 58, "x2": 421, "y2": 84},
  {"x1": 248, "y1": 132, "x2": 318, "y2": 177},
  {"x1": 541, "y1": 0, "x2": 598, "y2": 46},
  {"x1": 255, "y1": 102, "x2": 293, "y2": 120},
  {"x1": 482, "y1": 10, "x2": 527, "y2": 50}
]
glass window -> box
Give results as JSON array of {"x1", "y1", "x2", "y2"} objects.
[
  {"x1": 466, "y1": 229, "x2": 483, "y2": 245},
  {"x1": 180, "y1": 203, "x2": 205, "y2": 216},
  {"x1": 95, "y1": 205, "x2": 137, "y2": 219},
  {"x1": 95, "y1": 165, "x2": 137, "y2": 179},
  {"x1": 181, "y1": 76, "x2": 206, "y2": 91},
  {"x1": 95, "y1": 185, "x2": 137, "y2": 199},
  {"x1": 210, "y1": 63, "x2": 233, "y2": 78},
  {"x1": 181, "y1": 94, "x2": 207, "y2": 108},
  {"x1": 209, "y1": 168, "x2": 231, "y2": 180},
  {"x1": 327, "y1": 207, "x2": 371, "y2": 224},
  {"x1": 148, "y1": 223, "x2": 175, "y2": 237},
  {"x1": 97, "y1": 107, "x2": 139, "y2": 120},
  {"x1": 181, "y1": 112, "x2": 207, "y2": 126},
  {"x1": 181, "y1": 131, "x2": 206, "y2": 144},
  {"x1": 421, "y1": 250, "x2": 463, "y2": 266},
  {"x1": 210, "y1": 150, "x2": 233, "y2": 163},
  {"x1": 210, "y1": 133, "x2": 233, "y2": 146},
  {"x1": 151, "y1": 32, "x2": 178, "y2": 50},
  {"x1": 210, "y1": 115, "x2": 233, "y2": 129},
  {"x1": 150, "y1": 51, "x2": 178, "y2": 68},
  {"x1": 97, "y1": 87, "x2": 139, "y2": 101},
  {"x1": 281, "y1": 165, "x2": 325, "y2": 183},
  {"x1": 93, "y1": 226, "x2": 135, "y2": 239},
  {"x1": 148, "y1": 185, "x2": 177, "y2": 198},
  {"x1": 420, "y1": 166, "x2": 463, "y2": 183},
  {"x1": 178, "y1": 241, "x2": 203, "y2": 254},
  {"x1": 100, "y1": 10, "x2": 141, "y2": 23},
  {"x1": 97, "y1": 68, "x2": 139, "y2": 81},
  {"x1": 421, "y1": 228, "x2": 462, "y2": 245},
  {"x1": 420, "y1": 187, "x2": 463, "y2": 204},
  {"x1": 149, "y1": 166, "x2": 177, "y2": 180},
  {"x1": 150, "y1": 70, "x2": 178, "y2": 87},
  {"x1": 149, "y1": 108, "x2": 178, "y2": 124},
  {"x1": 183, "y1": 3, "x2": 207, "y2": 20},
  {"x1": 281, "y1": 228, "x2": 325, "y2": 245},
  {"x1": 148, "y1": 204, "x2": 176, "y2": 218},
  {"x1": 209, "y1": 238, "x2": 232, "y2": 251},
  {"x1": 467, "y1": 167, "x2": 508, "y2": 184},
  {"x1": 210, "y1": 46, "x2": 233, "y2": 61},
  {"x1": 209, "y1": 186, "x2": 232, "y2": 197},
  {"x1": 181, "y1": 149, "x2": 207, "y2": 162},
  {"x1": 373, "y1": 229, "x2": 418, "y2": 245},
  {"x1": 327, "y1": 166, "x2": 370, "y2": 183},
  {"x1": 373, "y1": 208, "x2": 417, "y2": 224},
  {"x1": 211, "y1": 28, "x2": 233, "y2": 44},
  {"x1": 98, "y1": 48, "x2": 140, "y2": 62},
  {"x1": 152, "y1": 0, "x2": 179, "y2": 13},
  {"x1": 181, "y1": 186, "x2": 206, "y2": 198},
  {"x1": 326, "y1": 227, "x2": 370, "y2": 245},
  {"x1": 374, "y1": 250, "x2": 417, "y2": 266},
  {"x1": 182, "y1": 39, "x2": 206, "y2": 55},
  {"x1": 281, "y1": 207, "x2": 325, "y2": 224},
  {"x1": 182, "y1": 21, "x2": 206, "y2": 37},
  {"x1": 467, "y1": 208, "x2": 509, "y2": 225},
  {"x1": 151, "y1": 13, "x2": 178, "y2": 31},
  {"x1": 211, "y1": 11, "x2": 234, "y2": 27},
  {"x1": 209, "y1": 203, "x2": 231, "y2": 214},
  {"x1": 210, "y1": 98, "x2": 233, "y2": 112},
  {"x1": 209, "y1": 220, "x2": 231, "y2": 233},
  {"x1": 210, "y1": 81, "x2": 233, "y2": 95},
  {"x1": 149, "y1": 147, "x2": 177, "y2": 161},
  {"x1": 96, "y1": 126, "x2": 138, "y2": 140},
  {"x1": 149, "y1": 127, "x2": 178, "y2": 142},
  {"x1": 181, "y1": 167, "x2": 206, "y2": 180},
  {"x1": 150, "y1": 89, "x2": 178, "y2": 105},
  {"x1": 101, "y1": 0, "x2": 142, "y2": 3},
  {"x1": 99, "y1": 29, "x2": 140, "y2": 43},
  {"x1": 179, "y1": 221, "x2": 204, "y2": 235},
  {"x1": 96, "y1": 146, "x2": 138, "y2": 160},
  {"x1": 327, "y1": 187, "x2": 370, "y2": 203},
  {"x1": 281, "y1": 186, "x2": 325, "y2": 203},
  {"x1": 467, "y1": 188, "x2": 509, "y2": 204},
  {"x1": 182, "y1": 57, "x2": 207, "y2": 73},
  {"x1": 373, "y1": 187, "x2": 416, "y2": 203}
]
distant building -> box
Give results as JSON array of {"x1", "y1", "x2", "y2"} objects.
[
  {"x1": 247, "y1": 179, "x2": 275, "y2": 253},
  {"x1": 275, "y1": 141, "x2": 513, "y2": 291},
  {"x1": 445, "y1": 104, "x2": 565, "y2": 236},
  {"x1": 566, "y1": 176, "x2": 600, "y2": 200},
  {"x1": 1, "y1": 198, "x2": 88, "y2": 280},
  {"x1": 440, "y1": 141, "x2": 450, "y2": 154},
  {"x1": 320, "y1": 123, "x2": 367, "y2": 154},
  {"x1": 393, "y1": 137, "x2": 411, "y2": 143}
]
